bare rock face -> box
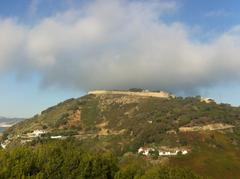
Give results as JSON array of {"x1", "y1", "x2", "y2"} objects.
[{"x1": 179, "y1": 123, "x2": 235, "y2": 132}]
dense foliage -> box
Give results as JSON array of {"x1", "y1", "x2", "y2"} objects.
[{"x1": 0, "y1": 140, "x2": 203, "y2": 179}]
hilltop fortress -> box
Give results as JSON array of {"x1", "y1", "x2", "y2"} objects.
[{"x1": 88, "y1": 90, "x2": 175, "y2": 98}]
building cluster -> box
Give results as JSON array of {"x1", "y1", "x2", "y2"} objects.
[
  {"x1": 1, "y1": 129, "x2": 66, "y2": 149},
  {"x1": 138, "y1": 147, "x2": 189, "y2": 156},
  {"x1": 26, "y1": 129, "x2": 46, "y2": 138}
]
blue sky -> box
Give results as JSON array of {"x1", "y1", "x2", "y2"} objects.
[
  {"x1": 0, "y1": 74, "x2": 83, "y2": 117},
  {"x1": 0, "y1": 0, "x2": 240, "y2": 117}
]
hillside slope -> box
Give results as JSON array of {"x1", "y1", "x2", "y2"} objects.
[{"x1": 3, "y1": 90, "x2": 240, "y2": 178}]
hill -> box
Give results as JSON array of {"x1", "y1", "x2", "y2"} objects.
[
  {"x1": 2, "y1": 90, "x2": 240, "y2": 178},
  {"x1": 0, "y1": 116, "x2": 24, "y2": 133},
  {"x1": 0, "y1": 116, "x2": 23, "y2": 124}
]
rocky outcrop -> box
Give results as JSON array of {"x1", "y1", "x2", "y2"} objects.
[{"x1": 179, "y1": 123, "x2": 234, "y2": 132}]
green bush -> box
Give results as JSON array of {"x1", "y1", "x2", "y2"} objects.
[
  {"x1": 0, "y1": 140, "x2": 118, "y2": 179},
  {"x1": 0, "y1": 140, "x2": 204, "y2": 179}
]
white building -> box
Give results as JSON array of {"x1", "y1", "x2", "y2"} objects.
[
  {"x1": 1, "y1": 140, "x2": 10, "y2": 149},
  {"x1": 138, "y1": 147, "x2": 155, "y2": 156},
  {"x1": 159, "y1": 150, "x2": 188, "y2": 156},
  {"x1": 182, "y1": 150, "x2": 188, "y2": 155},
  {"x1": 28, "y1": 130, "x2": 46, "y2": 138},
  {"x1": 159, "y1": 151, "x2": 177, "y2": 156},
  {"x1": 138, "y1": 147, "x2": 189, "y2": 156},
  {"x1": 1, "y1": 142, "x2": 7, "y2": 149},
  {"x1": 50, "y1": 135, "x2": 62, "y2": 139}
]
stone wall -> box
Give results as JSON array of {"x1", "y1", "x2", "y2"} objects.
[{"x1": 88, "y1": 90, "x2": 174, "y2": 98}]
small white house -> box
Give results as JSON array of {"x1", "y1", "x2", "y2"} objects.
[
  {"x1": 50, "y1": 135, "x2": 62, "y2": 139},
  {"x1": 1, "y1": 142, "x2": 7, "y2": 149},
  {"x1": 159, "y1": 151, "x2": 176, "y2": 156},
  {"x1": 138, "y1": 147, "x2": 155, "y2": 156},
  {"x1": 159, "y1": 149, "x2": 188, "y2": 156},
  {"x1": 182, "y1": 150, "x2": 188, "y2": 155},
  {"x1": 33, "y1": 130, "x2": 45, "y2": 136},
  {"x1": 1, "y1": 140, "x2": 10, "y2": 149}
]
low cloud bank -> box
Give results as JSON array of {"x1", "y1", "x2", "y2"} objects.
[{"x1": 0, "y1": 0, "x2": 240, "y2": 92}]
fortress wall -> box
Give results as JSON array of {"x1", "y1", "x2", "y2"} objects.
[{"x1": 88, "y1": 90, "x2": 174, "y2": 98}]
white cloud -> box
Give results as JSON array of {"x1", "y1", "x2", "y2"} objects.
[
  {"x1": 0, "y1": 0, "x2": 240, "y2": 92},
  {"x1": 0, "y1": 19, "x2": 27, "y2": 72}
]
